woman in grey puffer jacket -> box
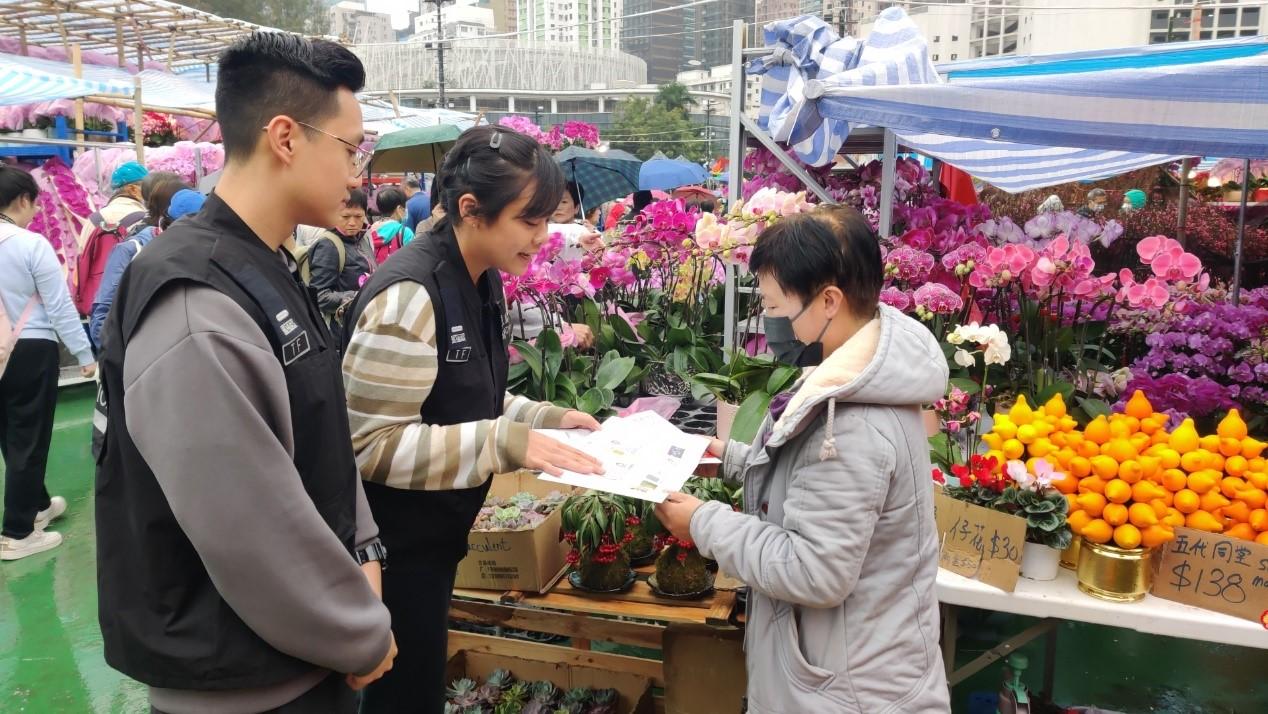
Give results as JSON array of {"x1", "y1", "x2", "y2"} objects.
[{"x1": 657, "y1": 209, "x2": 951, "y2": 713}]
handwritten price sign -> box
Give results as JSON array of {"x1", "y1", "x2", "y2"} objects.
[
  {"x1": 1152, "y1": 527, "x2": 1268, "y2": 624},
  {"x1": 933, "y1": 490, "x2": 1026, "y2": 592}
]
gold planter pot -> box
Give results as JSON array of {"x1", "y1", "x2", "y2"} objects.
[
  {"x1": 1059, "y1": 536, "x2": 1081, "y2": 570},
  {"x1": 1076, "y1": 538, "x2": 1154, "y2": 602}
]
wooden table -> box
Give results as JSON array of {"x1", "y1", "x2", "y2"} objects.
[{"x1": 449, "y1": 565, "x2": 746, "y2": 714}]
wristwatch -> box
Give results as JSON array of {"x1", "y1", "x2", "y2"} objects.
[{"x1": 355, "y1": 542, "x2": 388, "y2": 570}]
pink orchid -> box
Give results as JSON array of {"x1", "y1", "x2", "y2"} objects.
[
  {"x1": 508, "y1": 344, "x2": 524, "y2": 365},
  {"x1": 1118, "y1": 269, "x2": 1170, "y2": 309},
  {"x1": 969, "y1": 244, "x2": 1037, "y2": 289},
  {"x1": 1030, "y1": 235, "x2": 1094, "y2": 292}
]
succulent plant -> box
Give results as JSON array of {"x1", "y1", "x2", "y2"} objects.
[
  {"x1": 522, "y1": 680, "x2": 560, "y2": 714},
  {"x1": 447, "y1": 678, "x2": 481, "y2": 709},
  {"x1": 494, "y1": 681, "x2": 531, "y2": 714},
  {"x1": 476, "y1": 668, "x2": 515, "y2": 705},
  {"x1": 584, "y1": 688, "x2": 620, "y2": 714}
]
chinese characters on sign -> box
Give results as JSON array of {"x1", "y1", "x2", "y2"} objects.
[
  {"x1": 933, "y1": 490, "x2": 1026, "y2": 592},
  {"x1": 1152, "y1": 527, "x2": 1268, "y2": 623}
]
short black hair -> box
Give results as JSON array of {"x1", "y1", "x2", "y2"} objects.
[
  {"x1": 405, "y1": 178, "x2": 421, "y2": 190},
  {"x1": 0, "y1": 165, "x2": 39, "y2": 208},
  {"x1": 144, "y1": 173, "x2": 188, "y2": 227},
  {"x1": 435, "y1": 125, "x2": 564, "y2": 230},
  {"x1": 344, "y1": 188, "x2": 368, "y2": 212},
  {"x1": 375, "y1": 187, "x2": 406, "y2": 216},
  {"x1": 687, "y1": 198, "x2": 716, "y2": 214},
  {"x1": 216, "y1": 32, "x2": 366, "y2": 162},
  {"x1": 749, "y1": 207, "x2": 882, "y2": 317}
]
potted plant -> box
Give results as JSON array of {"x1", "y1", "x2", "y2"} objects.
[
  {"x1": 649, "y1": 534, "x2": 713, "y2": 598},
  {"x1": 995, "y1": 459, "x2": 1073, "y2": 580},
  {"x1": 613, "y1": 497, "x2": 659, "y2": 566},
  {"x1": 691, "y1": 352, "x2": 799, "y2": 442},
  {"x1": 560, "y1": 491, "x2": 636, "y2": 593}
]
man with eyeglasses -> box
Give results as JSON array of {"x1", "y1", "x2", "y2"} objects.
[{"x1": 93, "y1": 32, "x2": 395, "y2": 714}]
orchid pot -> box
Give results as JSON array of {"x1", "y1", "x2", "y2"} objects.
[{"x1": 1020, "y1": 542, "x2": 1062, "y2": 581}]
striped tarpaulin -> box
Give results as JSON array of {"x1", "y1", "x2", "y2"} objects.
[{"x1": 0, "y1": 54, "x2": 131, "y2": 106}]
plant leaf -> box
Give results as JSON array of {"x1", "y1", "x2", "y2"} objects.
[
  {"x1": 730, "y1": 390, "x2": 772, "y2": 444},
  {"x1": 596, "y1": 356, "x2": 637, "y2": 391},
  {"x1": 949, "y1": 377, "x2": 981, "y2": 395},
  {"x1": 515, "y1": 341, "x2": 544, "y2": 379}
]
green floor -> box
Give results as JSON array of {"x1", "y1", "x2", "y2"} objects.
[{"x1": 1, "y1": 385, "x2": 1265, "y2": 713}]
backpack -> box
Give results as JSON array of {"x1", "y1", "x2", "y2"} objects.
[
  {"x1": 0, "y1": 230, "x2": 41, "y2": 379},
  {"x1": 293, "y1": 230, "x2": 346, "y2": 285},
  {"x1": 371, "y1": 221, "x2": 407, "y2": 264},
  {"x1": 74, "y1": 210, "x2": 146, "y2": 316}
]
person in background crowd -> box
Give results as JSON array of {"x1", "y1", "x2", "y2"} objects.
[
  {"x1": 414, "y1": 180, "x2": 445, "y2": 235},
  {"x1": 342, "y1": 125, "x2": 602, "y2": 714},
  {"x1": 655, "y1": 207, "x2": 951, "y2": 714},
  {"x1": 1122, "y1": 189, "x2": 1147, "y2": 214},
  {"x1": 339, "y1": 188, "x2": 375, "y2": 267},
  {"x1": 88, "y1": 174, "x2": 189, "y2": 350},
  {"x1": 369, "y1": 187, "x2": 414, "y2": 264},
  {"x1": 79, "y1": 161, "x2": 149, "y2": 249},
  {"x1": 0, "y1": 165, "x2": 96, "y2": 561},
  {"x1": 403, "y1": 176, "x2": 431, "y2": 233},
  {"x1": 93, "y1": 32, "x2": 394, "y2": 714},
  {"x1": 1078, "y1": 188, "x2": 1108, "y2": 218},
  {"x1": 309, "y1": 189, "x2": 375, "y2": 341}
]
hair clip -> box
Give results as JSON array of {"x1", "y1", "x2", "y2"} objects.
[{"x1": 489, "y1": 131, "x2": 502, "y2": 150}]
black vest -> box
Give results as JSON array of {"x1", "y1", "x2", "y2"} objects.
[
  {"x1": 343, "y1": 225, "x2": 509, "y2": 566},
  {"x1": 94, "y1": 195, "x2": 359, "y2": 690}
]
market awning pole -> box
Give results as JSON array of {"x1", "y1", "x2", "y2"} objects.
[
  {"x1": 72, "y1": 44, "x2": 85, "y2": 145},
  {"x1": 723, "y1": 19, "x2": 745, "y2": 358},
  {"x1": 1176, "y1": 157, "x2": 1193, "y2": 248},
  {"x1": 879, "y1": 129, "x2": 897, "y2": 238},
  {"x1": 1232, "y1": 158, "x2": 1249, "y2": 306},
  {"x1": 133, "y1": 77, "x2": 144, "y2": 164}
]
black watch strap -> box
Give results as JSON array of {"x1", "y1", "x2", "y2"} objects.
[{"x1": 355, "y1": 542, "x2": 388, "y2": 569}]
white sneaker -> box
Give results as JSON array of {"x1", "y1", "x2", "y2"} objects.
[
  {"x1": 1, "y1": 530, "x2": 64, "y2": 561},
  {"x1": 34, "y1": 496, "x2": 67, "y2": 531}
]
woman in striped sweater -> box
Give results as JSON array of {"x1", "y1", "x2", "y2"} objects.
[{"x1": 341, "y1": 126, "x2": 603, "y2": 713}]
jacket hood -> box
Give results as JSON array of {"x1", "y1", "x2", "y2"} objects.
[{"x1": 767, "y1": 303, "x2": 949, "y2": 454}]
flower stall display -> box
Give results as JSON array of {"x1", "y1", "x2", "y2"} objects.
[
  {"x1": 27, "y1": 157, "x2": 95, "y2": 291},
  {"x1": 560, "y1": 491, "x2": 638, "y2": 593},
  {"x1": 71, "y1": 143, "x2": 225, "y2": 204},
  {"x1": 497, "y1": 116, "x2": 601, "y2": 151},
  {"x1": 446, "y1": 669, "x2": 623, "y2": 714},
  {"x1": 689, "y1": 352, "x2": 800, "y2": 443}
]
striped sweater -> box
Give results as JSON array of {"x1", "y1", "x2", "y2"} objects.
[{"x1": 342, "y1": 280, "x2": 568, "y2": 491}]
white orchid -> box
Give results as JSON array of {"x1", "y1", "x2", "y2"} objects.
[
  {"x1": 983, "y1": 339, "x2": 1011, "y2": 366},
  {"x1": 953, "y1": 349, "x2": 976, "y2": 368}
]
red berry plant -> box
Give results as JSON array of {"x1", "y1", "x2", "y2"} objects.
[{"x1": 560, "y1": 491, "x2": 636, "y2": 592}]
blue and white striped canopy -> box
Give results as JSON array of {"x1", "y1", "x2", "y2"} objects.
[
  {"x1": 751, "y1": 10, "x2": 1268, "y2": 192},
  {"x1": 0, "y1": 54, "x2": 132, "y2": 106}
]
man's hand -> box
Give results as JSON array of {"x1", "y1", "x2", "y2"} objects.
[
  {"x1": 569, "y1": 323, "x2": 595, "y2": 350},
  {"x1": 346, "y1": 632, "x2": 397, "y2": 691},
  {"x1": 560, "y1": 410, "x2": 601, "y2": 431},
  {"x1": 361, "y1": 561, "x2": 382, "y2": 600},
  {"x1": 654, "y1": 492, "x2": 705, "y2": 543},
  {"x1": 578, "y1": 231, "x2": 604, "y2": 253},
  {"x1": 80, "y1": 363, "x2": 97, "y2": 379},
  {"x1": 525, "y1": 431, "x2": 603, "y2": 477}
]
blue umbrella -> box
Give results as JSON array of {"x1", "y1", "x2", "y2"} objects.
[
  {"x1": 639, "y1": 158, "x2": 709, "y2": 191},
  {"x1": 554, "y1": 146, "x2": 642, "y2": 209}
]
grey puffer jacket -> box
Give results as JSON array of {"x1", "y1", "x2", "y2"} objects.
[{"x1": 690, "y1": 304, "x2": 951, "y2": 714}]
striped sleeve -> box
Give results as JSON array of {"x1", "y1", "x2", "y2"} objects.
[{"x1": 342, "y1": 280, "x2": 547, "y2": 491}]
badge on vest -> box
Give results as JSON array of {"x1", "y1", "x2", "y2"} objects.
[
  {"x1": 282, "y1": 331, "x2": 311, "y2": 365},
  {"x1": 446, "y1": 324, "x2": 471, "y2": 362}
]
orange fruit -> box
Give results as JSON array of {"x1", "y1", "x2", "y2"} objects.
[
  {"x1": 1157, "y1": 448, "x2": 1182, "y2": 470},
  {"x1": 1138, "y1": 455, "x2": 1161, "y2": 479},
  {"x1": 1113, "y1": 524, "x2": 1143, "y2": 550},
  {"x1": 1149, "y1": 499, "x2": 1170, "y2": 518},
  {"x1": 1067, "y1": 510, "x2": 1093, "y2": 534},
  {"x1": 1104, "y1": 479, "x2": 1133, "y2": 505},
  {"x1": 1017, "y1": 424, "x2": 1039, "y2": 445},
  {"x1": 1200, "y1": 434, "x2": 1222, "y2": 453},
  {"x1": 1169, "y1": 418, "x2": 1200, "y2": 454},
  {"x1": 1217, "y1": 409, "x2": 1249, "y2": 440},
  {"x1": 1044, "y1": 393, "x2": 1068, "y2": 418},
  {"x1": 1078, "y1": 440, "x2": 1102, "y2": 458},
  {"x1": 1009, "y1": 395, "x2": 1036, "y2": 425},
  {"x1": 1243, "y1": 438, "x2": 1266, "y2": 460},
  {"x1": 1186, "y1": 510, "x2": 1225, "y2": 533},
  {"x1": 1222, "y1": 500, "x2": 1251, "y2": 523},
  {"x1": 1029, "y1": 438, "x2": 1054, "y2": 458},
  {"x1": 1257, "y1": 532, "x2": 1268, "y2": 547},
  {"x1": 1180, "y1": 450, "x2": 1212, "y2": 473},
  {"x1": 1200, "y1": 490, "x2": 1232, "y2": 513},
  {"x1": 1130, "y1": 433, "x2": 1153, "y2": 453},
  {"x1": 1141, "y1": 525, "x2": 1176, "y2": 548},
  {"x1": 1248, "y1": 470, "x2": 1268, "y2": 491},
  {"x1": 1238, "y1": 488, "x2": 1267, "y2": 510},
  {"x1": 993, "y1": 417, "x2": 1018, "y2": 440},
  {"x1": 1161, "y1": 469, "x2": 1188, "y2": 493},
  {"x1": 1225, "y1": 523, "x2": 1257, "y2": 541},
  {"x1": 1078, "y1": 476, "x2": 1107, "y2": 495},
  {"x1": 1221, "y1": 477, "x2": 1248, "y2": 499},
  {"x1": 1051, "y1": 473, "x2": 1078, "y2": 495},
  {"x1": 1076, "y1": 492, "x2": 1108, "y2": 518},
  {"x1": 1210, "y1": 453, "x2": 1226, "y2": 473},
  {"x1": 1103, "y1": 503, "x2": 1129, "y2": 527},
  {"x1": 1002, "y1": 439, "x2": 1025, "y2": 460},
  {"x1": 1117, "y1": 460, "x2": 1144, "y2": 484},
  {"x1": 1132, "y1": 481, "x2": 1167, "y2": 504},
  {"x1": 1251, "y1": 457, "x2": 1267, "y2": 472},
  {"x1": 1225, "y1": 455, "x2": 1249, "y2": 478},
  {"x1": 1085, "y1": 416, "x2": 1111, "y2": 445},
  {"x1": 1220, "y1": 438, "x2": 1245, "y2": 458},
  {"x1": 1140, "y1": 417, "x2": 1162, "y2": 435},
  {"x1": 1068, "y1": 456, "x2": 1092, "y2": 478},
  {"x1": 1174, "y1": 489, "x2": 1201, "y2": 514},
  {"x1": 1186, "y1": 471, "x2": 1218, "y2": 495},
  {"x1": 1152, "y1": 431, "x2": 1171, "y2": 446},
  {"x1": 1128, "y1": 503, "x2": 1159, "y2": 528},
  {"x1": 981, "y1": 433, "x2": 1004, "y2": 451},
  {"x1": 1082, "y1": 519, "x2": 1113, "y2": 544},
  {"x1": 1124, "y1": 391, "x2": 1154, "y2": 419},
  {"x1": 1164, "y1": 508, "x2": 1186, "y2": 528},
  {"x1": 1090, "y1": 455, "x2": 1119, "y2": 480},
  {"x1": 1249, "y1": 508, "x2": 1268, "y2": 532}
]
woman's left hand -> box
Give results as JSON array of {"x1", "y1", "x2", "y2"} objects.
[
  {"x1": 560, "y1": 410, "x2": 601, "y2": 431},
  {"x1": 655, "y1": 492, "x2": 704, "y2": 542}
]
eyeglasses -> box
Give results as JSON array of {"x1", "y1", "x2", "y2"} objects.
[{"x1": 263, "y1": 121, "x2": 373, "y2": 176}]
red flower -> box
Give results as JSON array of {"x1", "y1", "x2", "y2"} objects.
[
  {"x1": 931, "y1": 468, "x2": 946, "y2": 484},
  {"x1": 625, "y1": 515, "x2": 642, "y2": 527},
  {"x1": 566, "y1": 550, "x2": 580, "y2": 565}
]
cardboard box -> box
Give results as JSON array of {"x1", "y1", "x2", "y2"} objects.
[
  {"x1": 444, "y1": 650, "x2": 653, "y2": 714},
  {"x1": 1151, "y1": 526, "x2": 1268, "y2": 624},
  {"x1": 455, "y1": 470, "x2": 573, "y2": 593}
]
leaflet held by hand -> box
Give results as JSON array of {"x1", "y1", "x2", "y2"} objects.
[{"x1": 536, "y1": 411, "x2": 710, "y2": 502}]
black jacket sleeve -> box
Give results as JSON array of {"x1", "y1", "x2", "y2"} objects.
[{"x1": 309, "y1": 238, "x2": 357, "y2": 315}]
